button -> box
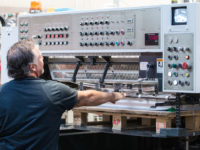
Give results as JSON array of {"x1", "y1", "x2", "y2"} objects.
[
  {"x1": 100, "y1": 32, "x2": 104, "y2": 35},
  {"x1": 168, "y1": 56, "x2": 172, "y2": 60},
  {"x1": 167, "y1": 47, "x2": 173, "y2": 52},
  {"x1": 105, "y1": 20, "x2": 110, "y2": 25},
  {"x1": 90, "y1": 32, "x2": 94, "y2": 36},
  {"x1": 115, "y1": 30, "x2": 120, "y2": 35},
  {"x1": 120, "y1": 41, "x2": 125, "y2": 46},
  {"x1": 178, "y1": 47, "x2": 184, "y2": 51},
  {"x1": 182, "y1": 62, "x2": 188, "y2": 69},
  {"x1": 127, "y1": 41, "x2": 133, "y2": 46},
  {"x1": 90, "y1": 21, "x2": 94, "y2": 25},
  {"x1": 184, "y1": 47, "x2": 190, "y2": 51},
  {"x1": 185, "y1": 81, "x2": 190, "y2": 86},
  {"x1": 173, "y1": 72, "x2": 178, "y2": 77},
  {"x1": 185, "y1": 73, "x2": 190, "y2": 77},
  {"x1": 168, "y1": 72, "x2": 172, "y2": 77},
  {"x1": 168, "y1": 64, "x2": 172, "y2": 68},
  {"x1": 173, "y1": 80, "x2": 178, "y2": 86},
  {"x1": 173, "y1": 37, "x2": 178, "y2": 43},
  {"x1": 168, "y1": 80, "x2": 172, "y2": 85},
  {"x1": 100, "y1": 42, "x2": 104, "y2": 46},
  {"x1": 64, "y1": 26, "x2": 69, "y2": 31},
  {"x1": 90, "y1": 42, "x2": 94, "y2": 46},
  {"x1": 115, "y1": 41, "x2": 120, "y2": 46},
  {"x1": 174, "y1": 55, "x2": 178, "y2": 60},
  {"x1": 95, "y1": 21, "x2": 99, "y2": 25},
  {"x1": 185, "y1": 55, "x2": 190, "y2": 60},
  {"x1": 179, "y1": 80, "x2": 184, "y2": 86},
  {"x1": 172, "y1": 64, "x2": 177, "y2": 69},
  {"x1": 120, "y1": 30, "x2": 125, "y2": 35}
]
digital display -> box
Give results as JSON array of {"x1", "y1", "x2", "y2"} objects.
[
  {"x1": 145, "y1": 33, "x2": 159, "y2": 46},
  {"x1": 172, "y1": 7, "x2": 187, "y2": 25}
]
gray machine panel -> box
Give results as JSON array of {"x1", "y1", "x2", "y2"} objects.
[
  {"x1": 18, "y1": 7, "x2": 161, "y2": 53},
  {"x1": 164, "y1": 33, "x2": 194, "y2": 92}
]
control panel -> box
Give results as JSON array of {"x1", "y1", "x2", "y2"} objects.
[
  {"x1": 164, "y1": 33, "x2": 194, "y2": 92},
  {"x1": 18, "y1": 7, "x2": 161, "y2": 54},
  {"x1": 163, "y1": 3, "x2": 200, "y2": 93}
]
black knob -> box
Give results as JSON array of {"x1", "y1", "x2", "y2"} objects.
[
  {"x1": 60, "y1": 27, "x2": 64, "y2": 31},
  {"x1": 110, "y1": 42, "x2": 115, "y2": 46},
  {"x1": 174, "y1": 55, "x2": 178, "y2": 60},
  {"x1": 106, "y1": 31, "x2": 110, "y2": 35},
  {"x1": 127, "y1": 41, "x2": 132, "y2": 46},
  {"x1": 80, "y1": 42, "x2": 84, "y2": 46},
  {"x1": 105, "y1": 20, "x2": 110, "y2": 25},
  {"x1": 95, "y1": 42, "x2": 99, "y2": 46},
  {"x1": 84, "y1": 42, "x2": 88, "y2": 46},
  {"x1": 95, "y1": 32, "x2": 99, "y2": 35},
  {"x1": 168, "y1": 64, "x2": 172, "y2": 68},
  {"x1": 64, "y1": 26, "x2": 68, "y2": 31},
  {"x1": 105, "y1": 42, "x2": 110, "y2": 46},
  {"x1": 90, "y1": 32, "x2": 94, "y2": 36},
  {"x1": 173, "y1": 47, "x2": 177, "y2": 51},
  {"x1": 100, "y1": 21, "x2": 104, "y2": 25},
  {"x1": 168, "y1": 80, "x2": 172, "y2": 85},
  {"x1": 90, "y1": 21, "x2": 94, "y2": 25},
  {"x1": 90, "y1": 42, "x2": 94, "y2": 46},
  {"x1": 179, "y1": 80, "x2": 184, "y2": 86},
  {"x1": 80, "y1": 22, "x2": 84, "y2": 26},
  {"x1": 185, "y1": 81, "x2": 190, "y2": 86},
  {"x1": 80, "y1": 32, "x2": 84, "y2": 36},
  {"x1": 84, "y1": 32, "x2": 89, "y2": 36},
  {"x1": 115, "y1": 31, "x2": 120, "y2": 35},
  {"x1": 110, "y1": 31, "x2": 115, "y2": 35},
  {"x1": 100, "y1": 42, "x2": 104, "y2": 46},
  {"x1": 168, "y1": 55, "x2": 172, "y2": 60},
  {"x1": 95, "y1": 21, "x2": 99, "y2": 25},
  {"x1": 167, "y1": 47, "x2": 173, "y2": 52},
  {"x1": 100, "y1": 32, "x2": 104, "y2": 35},
  {"x1": 84, "y1": 22, "x2": 89, "y2": 25},
  {"x1": 56, "y1": 28, "x2": 59, "y2": 31}
]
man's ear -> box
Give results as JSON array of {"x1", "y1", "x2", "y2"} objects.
[{"x1": 29, "y1": 64, "x2": 37, "y2": 72}]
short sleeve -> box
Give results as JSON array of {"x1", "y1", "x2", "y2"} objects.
[{"x1": 43, "y1": 81, "x2": 78, "y2": 112}]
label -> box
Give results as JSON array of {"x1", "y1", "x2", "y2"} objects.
[
  {"x1": 140, "y1": 62, "x2": 148, "y2": 71},
  {"x1": 157, "y1": 58, "x2": 163, "y2": 73}
]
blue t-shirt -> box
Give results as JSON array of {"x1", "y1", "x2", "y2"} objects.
[{"x1": 0, "y1": 77, "x2": 77, "y2": 150}]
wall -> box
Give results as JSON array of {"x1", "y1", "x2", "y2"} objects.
[{"x1": 0, "y1": 0, "x2": 173, "y2": 11}]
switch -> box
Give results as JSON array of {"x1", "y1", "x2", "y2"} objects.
[
  {"x1": 64, "y1": 26, "x2": 69, "y2": 31},
  {"x1": 185, "y1": 81, "x2": 190, "y2": 86},
  {"x1": 168, "y1": 64, "x2": 172, "y2": 68},
  {"x1": 105, "y1": 20, "x2": 110, "y2": 25},
  {"x1": 168, "y1": 80, "x2": 172, "y2": 85},
  {"x1": 167, "y1": 47, "x2": 173, "y2": 52},
  {"x1": 100, "y1": 42, "x2": 104, "y2": 46},
  {"x1": 100, "y1": 32, "x2": 104, "y2": 35},
  {"x1": 179, "y1": 80, "x2": 184, "y2": 86},
  {"x1": 174, "y1": 55, "x2": 178, "y2": 60},
  {"x1": 127, "y1": 41, "x2": 133, "y2": 46},
  {"x1": 168, "y1": 55, "x2": 172, "y2": 60}
]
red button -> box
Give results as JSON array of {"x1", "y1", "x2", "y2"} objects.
[
  {"x1": 59, "y1": 34, "x2": 63, "y2": 38},
  {"x1": 51, "y1": 34, "x2": 54, "y2": 38},
  {"x1": 182, "y1": 62, "x2": 188, "y2": 69},
  {"x1": 55, "y1": 34, "x2": 59, "y2": 38}
]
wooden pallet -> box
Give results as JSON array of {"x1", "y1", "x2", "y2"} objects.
[{"x1": 73, "y1": 106, "x2": 200, "y2": 134}]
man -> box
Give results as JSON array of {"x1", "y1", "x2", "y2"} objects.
[{"x1": 0, "y1": 39, "x2": 125, "y2": 150}]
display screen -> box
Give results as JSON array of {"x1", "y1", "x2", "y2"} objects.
[
  {"x1": 145, "y1": 33, "x2": 159, "y2": 46},
  {"x1": 172, "y1": 7, "x2": 187, "y2": 25}
]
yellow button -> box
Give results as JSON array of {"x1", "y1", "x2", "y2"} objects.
[{"x1": 185, "y1": 73, "x2": 190, "y2": 77}]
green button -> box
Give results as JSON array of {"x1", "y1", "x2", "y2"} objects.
[
  {"x1": 173, "y1": 72, "x2": 178, "y2": 77},
  {"x1": 172, "y1": 64, "x2": 177, "y2": 68}
]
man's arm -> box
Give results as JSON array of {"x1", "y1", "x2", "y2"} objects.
[{"x1": 75, "y1": 90, "x2": 126, "y2": 107}]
